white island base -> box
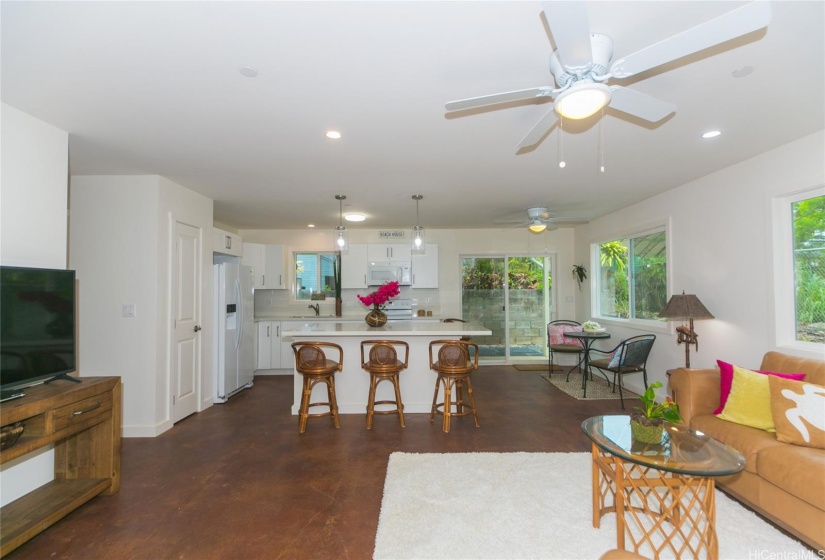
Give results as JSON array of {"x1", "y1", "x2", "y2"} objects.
[{"x1": 283, "y1": 321, "x2": 492, "y2": 416}]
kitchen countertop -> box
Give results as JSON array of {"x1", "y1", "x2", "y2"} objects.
[
  {"x1": 282, "y1": 320, "x2": 489, "y2": 337},
  {"x1": 255, "y1": 315, "x2": 442, "y2": 322}
]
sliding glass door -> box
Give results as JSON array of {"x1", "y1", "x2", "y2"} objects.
[{"x1": 461, "y1": 255, "x2": 555, "y2": 363}]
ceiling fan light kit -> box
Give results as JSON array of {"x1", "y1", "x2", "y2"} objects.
[{"x1": 554, "y1": 82, "x2": 611, "y2": 120}]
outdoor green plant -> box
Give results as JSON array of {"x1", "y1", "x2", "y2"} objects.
[{"x1": 635, "y1": 381, "x2": 682, "y2": 423}]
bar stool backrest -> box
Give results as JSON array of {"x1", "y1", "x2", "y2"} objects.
[
  {"x1": 429, "y1": 340, "x2": 479, "y2": 374},
  {"x1": 292, "y1": 342, "x2": 343, "y2": 374}
]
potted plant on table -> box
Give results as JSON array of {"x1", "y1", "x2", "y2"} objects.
[
  {"x1": 357, "y1": 281, "x2": 400, "y2": 327},
  {"x1": 630, "y1": 381, "x2": 683, "y2": 444}
]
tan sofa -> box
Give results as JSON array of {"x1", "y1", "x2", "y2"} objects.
[{"x1": 670, "y1": 351, "x2": 825, "y2": 551}]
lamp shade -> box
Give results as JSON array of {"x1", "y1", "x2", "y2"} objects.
[{"x1": 659, "y1": 292, "x2": 714, "y2": 320}]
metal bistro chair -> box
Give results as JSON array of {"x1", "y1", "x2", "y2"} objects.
[
  {"x1": 547, "y1": 320, "x2": 585, "y2": 374},
  {"x1": 588, "y1": 334, "x2": 656, "y2": 409},
  {"x1": 360, "y1": 340, "x2": 409, "y2": 429},
  {"x1": 429, "y1": 339, "x2": 480, "y2": 433},
  {"x1": 292, "y1": 341, "x2": 343, "y2": 433}
]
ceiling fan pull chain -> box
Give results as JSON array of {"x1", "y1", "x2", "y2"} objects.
[{"x1": 558, "y1": 116, "x2": 566, "y2": 169}]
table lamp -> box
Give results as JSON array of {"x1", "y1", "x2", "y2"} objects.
[{"x1": 659, "y1": 291, "x2": 714, "y2": 368}]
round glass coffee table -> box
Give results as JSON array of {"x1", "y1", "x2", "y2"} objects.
[{"x1": 581, "y1": 415, "x2": 746, "y2": 560}]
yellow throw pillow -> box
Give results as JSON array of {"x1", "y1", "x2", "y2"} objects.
[
  {"x1": 768, "y1": 376, "x2": 825, "y2": 449},
  {"x1": 716, "y1": 365, "x2": 775, "y2": 431}
]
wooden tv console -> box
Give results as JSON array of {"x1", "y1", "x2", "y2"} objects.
[{"x1": 0, "y1": 376, "x2": 121, "y2": 557}]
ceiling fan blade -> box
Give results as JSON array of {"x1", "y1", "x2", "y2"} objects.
[
  {"x1": 542, "y1": 1, "x2": 593, "y2": 70},
  {"x1": 609, "y1": 1, "x2": 771, "y2": 79},
  {"x1": 517, "y1": 108, "x2": 559, "y2": 148},
  {"x1": 608, "y1": 86, "x2": 676, "y2": 122},
  {"x1": 445, "y1": 87, "x2": 553, "y2": 112}
]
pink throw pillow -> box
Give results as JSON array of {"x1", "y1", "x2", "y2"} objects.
[
  {"x1": 714, "y1": 360, "x2": 806, "y2": 414},
  {"x1": 547, "y1": 325, "x2": 583, "y2": 346}
]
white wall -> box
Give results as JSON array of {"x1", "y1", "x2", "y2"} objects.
[
  {"x1": 70, "y1": 175, "x2": 213, "y2": 436},
  {"x1": 69, "y1": 176, "x2": 160, "y2": 432},
  {"x1": 574, "y1": 130, "x2": 825, "y2": 395},
  {"x1": 239, "y1": 227, "x2": 579, "y2": 320},
  {"x1": 0, "y1": 103, "x2": 69, "y2": 506}
]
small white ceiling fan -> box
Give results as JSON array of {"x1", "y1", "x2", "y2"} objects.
[
  {"x1": 446, "y1": 1, "x2": 772, "y2": 149},
  {"x1": 495, "y1": 207, "x2": 588, "y2": 233}
]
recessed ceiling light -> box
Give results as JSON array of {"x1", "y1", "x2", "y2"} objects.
[
  {"x1": 239, "y1": 66, "x2": 258, "y2": 78},
  {"x1": 702, "y1": 130, "x2": 722, "y2": 139},
  {"x1": 325, "y1": 130, "x2": 342, "y2": 140},
  {"x1": 345, "y1": 213, "x2": 365, "y2": 222},
  {"x1": 732, "y1": 66, "x2": 754, "y2": 78},
  {"x1": 307, "y1": 224, "x2": 315, "y2": 228}
]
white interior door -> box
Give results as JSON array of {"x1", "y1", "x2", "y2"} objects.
[{"x1": 172, "y1": 221, "x2": 201, "y2": 423}]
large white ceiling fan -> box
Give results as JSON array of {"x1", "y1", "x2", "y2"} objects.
[
  {"x1": 446, "y1": 1, "x2": 772, "y2": 149},
  {"x1": 495, "y1": 207, "x2": 588, "y2": 233}
]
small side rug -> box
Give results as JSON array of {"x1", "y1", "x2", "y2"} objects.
[
  {"x1": 541, "y1": 370, "x2": 635, "y2": 400},
  {"x1": 373, "y1": 452, "x2": 806, "y2": 560}
]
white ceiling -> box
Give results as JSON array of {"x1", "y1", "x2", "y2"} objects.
[{"x1": 2, "y1": 1, "x2": 823, "y2": 231}]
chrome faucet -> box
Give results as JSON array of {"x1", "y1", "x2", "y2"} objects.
[{"x1": 308, "y1": 303, "x2": 320, "y2": 316}]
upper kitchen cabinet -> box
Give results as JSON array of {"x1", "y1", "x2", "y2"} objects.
[
  {"x1": 412, "y1": 244, "x2": 439, "y2": 288},
  {"x1": 341, "y1": 244, "x2": 369, "y2": 289},
  {"x1": 213, "y1": 227, "x2": 242, "y2": 257},
  {"x1": 367, "y1": 243, "x2": 411, "y2": 263},
  {"x1": 242, "y1": 242, "x2": 286, "y2": 289}
]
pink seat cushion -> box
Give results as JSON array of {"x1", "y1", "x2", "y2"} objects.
[{"x1": 547, "y1": 325, "x2": 583, "y2": 347}]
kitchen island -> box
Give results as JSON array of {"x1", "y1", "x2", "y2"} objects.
[{"x1": 282, "y1": 321, "x2": 492, "y2": 415}]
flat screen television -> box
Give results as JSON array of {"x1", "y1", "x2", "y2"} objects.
[{"x1": 1, "y1": 266, "x2": 78, "y2": 399}]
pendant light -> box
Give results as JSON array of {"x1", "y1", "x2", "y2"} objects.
[
  {"x1": 334, "y1": 195, "x2": 348, "y2": 253},
  {"x1": 411, "y1": 195, "x2": 426, "y2": 255}
]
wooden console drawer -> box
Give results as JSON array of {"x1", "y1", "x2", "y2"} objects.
[{"x1": 53, "y1": 392, "x2": 113, "y2": 432}]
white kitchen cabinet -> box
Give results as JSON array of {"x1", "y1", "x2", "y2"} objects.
[
  {"x1": 242, "y1": 243, "x2": 285, "y2": 289},
  {"x1": 256, "y1": 321, "x2": 281, "y2": 370},
  {"x1": 412, "y1": 244, "x2": 439, "y2": 288},
  {"x1": 341, "y1": 243, "x2": 369, "y2": 289},
  {"x1": 367, "y1": 243, "x2": 411, "y2": 263},
  {"x1": 213, "y1": 227, "x2": 242, "y2": 257},
  {"x1": 279, "y1": 321, "x2": 302, "y2": 369}
]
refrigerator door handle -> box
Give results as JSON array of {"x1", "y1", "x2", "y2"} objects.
[{"x1": 234, "y1": 279, "x2": 243, "y2": 350}]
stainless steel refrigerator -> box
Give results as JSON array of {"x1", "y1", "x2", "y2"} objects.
[{"x1": 213, "y1": 256, "x2": 254, "y2": 403}]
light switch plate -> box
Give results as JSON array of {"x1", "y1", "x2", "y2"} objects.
[{"x1": 122, "y1": 304, "x2": 136, "y2": 317}]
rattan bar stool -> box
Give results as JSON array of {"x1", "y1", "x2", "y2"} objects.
[
  {"x1": 360, "y1": 340, "x2": 409, "y2": 429},
  {"x1": 291, "y1": 341, "x2": 343, "y2": 433},
  {"x1": 428, "y1": 339, "x2": 480, "y2": 433}
]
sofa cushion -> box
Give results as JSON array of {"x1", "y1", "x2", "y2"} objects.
[
  {"x1": 761, "y1": 351, "x2": 825, "y2": 386},
  {"x1": 758, "y1": 444, "x2": 825, "y2": 511},
  {"x1": 691, "y1": 414, "x2": 785, "y2": 474},
  {"x1": 714, "y1": 359, "x2": 806, "y2": 414},
  {"x1": 769, "y1": 376, "x2": 825, "y2": 450},
  {"x1": 717, "y1": 366, "x2": 776, "y2": 431}
]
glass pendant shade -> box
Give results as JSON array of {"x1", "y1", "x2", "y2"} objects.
[
  {"x1": 334, "y1": 195, "x2": 348, "y2": 253},
  {"x1": 411, "y1": 195, "x2": 426, "y2": 255}
]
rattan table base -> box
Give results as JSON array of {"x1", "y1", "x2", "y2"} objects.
[{"x1": 591, "y1": 442, "x2": 718, "y2": 560}]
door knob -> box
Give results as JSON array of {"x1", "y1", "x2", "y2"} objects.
[{"x1": 194, "y1": 325, "x2": 202, "y2": 332}]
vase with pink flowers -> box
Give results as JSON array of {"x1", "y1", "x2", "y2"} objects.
[{"x1": 357, "y1": 281, "x2": 400, "y2": 327}]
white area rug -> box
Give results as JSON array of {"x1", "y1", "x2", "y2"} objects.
[{"x1": 374, "y1": 452, "x2": 807, "y2": 560}]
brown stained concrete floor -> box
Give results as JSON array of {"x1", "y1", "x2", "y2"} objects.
[{"x1": 7, "y1": 366, "x2": 630, "y2": 560}]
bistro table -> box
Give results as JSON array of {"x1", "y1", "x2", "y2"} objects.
[
  {"x1": 581, "y1": 415, "x2": 746, "y2": 560},
  {"x1": 565, "y1": 330, "x2": 611, "y2": 397}
]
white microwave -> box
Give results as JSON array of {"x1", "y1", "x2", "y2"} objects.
[{"x1": 367, "y1": 262, "x2": 412, "y2": 286}]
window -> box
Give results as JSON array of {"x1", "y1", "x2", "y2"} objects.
[
  {"x1": 294, "y1": 252, "x2": 336, "y2": 301},
  {"x1": 790, "y1": 193, "x2": 825, "y2": 344},
  {"x1": 594, "y1": 228, "x2": 667, "y2": 323}
]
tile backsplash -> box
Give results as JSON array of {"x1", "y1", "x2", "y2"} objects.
[{"x1": 253, "y1": 288, "x2": 440, "y2": 317}]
